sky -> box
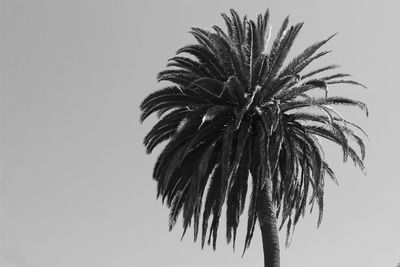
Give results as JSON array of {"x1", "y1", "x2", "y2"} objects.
[{"x1": 1, "y1": 0, "x2": 400, "y2": 266}]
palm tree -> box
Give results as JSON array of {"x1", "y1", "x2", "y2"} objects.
[{"x1": 140, "y1": 9, "x2": 367, "y2": 267}]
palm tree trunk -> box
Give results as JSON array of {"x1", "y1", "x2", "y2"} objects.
[{"x1": 256, "y1": 178, "x2": 280, "y2": 267}]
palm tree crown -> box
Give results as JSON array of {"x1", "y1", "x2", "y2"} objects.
[{"x1": 140, "y1": 9, "x2": 367, "y2": 254}]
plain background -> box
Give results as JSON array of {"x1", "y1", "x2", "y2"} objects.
[{"x1": 2, "y1": 0, "x2": 400, "y2": 266}]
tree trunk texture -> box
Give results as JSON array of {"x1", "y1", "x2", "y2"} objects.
[{"x1": 256, "y1": 179, "x2": 280, "y2": 267}]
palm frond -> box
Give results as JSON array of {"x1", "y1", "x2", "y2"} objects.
[
  {"x1": 177, "y1": 44, "x2": 226, "y2": 79},
  {"x1": 301, "y1": 64, "x2": 340, "y2": 80},
  {"x1": 327, "y1": 79, "x2": 367, "y2": 89},
  {"x1": 279, "y1": 33, "x2": 337, "y2": 78}
]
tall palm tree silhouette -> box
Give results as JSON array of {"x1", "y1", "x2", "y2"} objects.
[{"x1": 140, "y1": 9, "x2": 367, "y2": 267}]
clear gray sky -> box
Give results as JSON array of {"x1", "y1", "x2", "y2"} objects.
[{"x1": 2, "y1": 0, "x2": 399, "y2": 266}]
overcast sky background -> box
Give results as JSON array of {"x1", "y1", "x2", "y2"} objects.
[{"x1": 2, "y1": 0, "x2": 400, "y2": 266}]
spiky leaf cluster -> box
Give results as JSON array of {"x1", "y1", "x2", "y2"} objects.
[{"x1": 140, "y1": 9, "x2": 367, "y2": 252}]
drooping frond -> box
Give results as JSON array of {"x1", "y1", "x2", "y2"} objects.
[{"x1": 140, "y1": 8, "x2": 367, "y2": 253}]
